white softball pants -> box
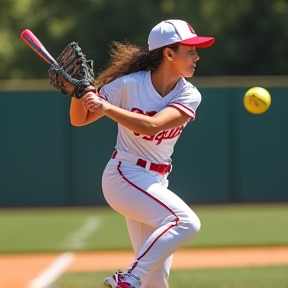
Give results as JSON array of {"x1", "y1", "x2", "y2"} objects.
[{"x1": 102, "y1": 159, "x2": 201, "y2": 288}]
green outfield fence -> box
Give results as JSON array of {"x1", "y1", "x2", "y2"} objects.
[{"x1": 1, "y1": 76, "x2": 288, "y2": 207}]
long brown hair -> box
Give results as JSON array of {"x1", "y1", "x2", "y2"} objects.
[{"x1": 94, "y1": 41, "x2": 178, "y2": 91}]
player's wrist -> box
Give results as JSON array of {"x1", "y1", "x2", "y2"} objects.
[{"x1": 99, "y1": 98, "x2": 110, "y2": 112}]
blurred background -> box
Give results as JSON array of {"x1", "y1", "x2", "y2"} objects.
[{"x1": 1, "y1": 0, "x2": 288, "y2": 207}]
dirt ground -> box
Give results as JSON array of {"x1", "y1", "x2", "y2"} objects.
[{"x1": 1, "y1": 247, "x2": 288, "y2": 288}]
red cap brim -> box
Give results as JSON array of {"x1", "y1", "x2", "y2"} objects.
[{"x1": 180, "y1": 37, "x2": 215, "y2": 48}]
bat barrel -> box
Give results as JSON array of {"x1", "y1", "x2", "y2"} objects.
[{"x1": 20, "y1": 29, "x2": 57, "y2": 65}]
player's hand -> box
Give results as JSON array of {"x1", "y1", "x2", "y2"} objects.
[
  {"x1": 85, "y1": 85, "x2": 97, "y2": 93},
  {"x1": 82, "y1": 92, "x2": 108, "y2": 112}
]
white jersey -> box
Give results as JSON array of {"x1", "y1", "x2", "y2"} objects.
[{"x1": 99, "y1": 70, "x2": 201, "y2": 164}]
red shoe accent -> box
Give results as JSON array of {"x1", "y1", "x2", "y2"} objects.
[{"x1": 105, "y1": 271, "x2": 141, "y2": 288}]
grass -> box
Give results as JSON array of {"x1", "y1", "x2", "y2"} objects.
[
  {"x1": 1, "y1": 204, "x2": 288, "y2": 288},
  {"x1": 190, "y1": 204, "x2": 288, "y2": 248},
  {"x1": 0, "y1": 207, "x2": 130, "y2": 253},
  {"x1": 55, "y1": 266, "x2": 288, "y2": 288},
  {"x1": 0, "y1": 204, "x2": 288, "y2": 253}
]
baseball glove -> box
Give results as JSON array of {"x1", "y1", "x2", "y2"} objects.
[{"x1": 49, "y1": 42, "x2": 95, "y2": 99}]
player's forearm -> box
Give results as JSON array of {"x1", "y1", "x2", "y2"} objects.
[
  {"x1": 70, "y1": 97, "x2": 104, "y2": 126},
  {"x1": 103, "y1": 103, "x2": 158, "y2": 136}
]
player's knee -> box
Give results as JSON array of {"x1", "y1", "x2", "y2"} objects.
[
  {"x1": 191, "y1": 214, "x2": 201, "y2": 234},
  {"x1": 181, "y1": 213, "x2": 201, "y2": 237}
]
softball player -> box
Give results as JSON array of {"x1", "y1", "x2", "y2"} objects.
[{"x1": 70, "y1": 19, "x2": 214, "y2": 288}]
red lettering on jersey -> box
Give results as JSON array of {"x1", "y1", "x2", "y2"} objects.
[
  {"x1": 131, "y1": 107, "x2": 184, "y2": 144},
  {"x1": 143, "y1": 135, "x2": 155, "y2": 141},
  {"x1": 153, "y1": 125, "x2": 184, "y2": 145},
  {"x1": 131, "y1": 107, "x2": 145, "y2": 115},
  {"x1": 154, "y1": 130, "x2": 169, "y2": 145},
  {"x1": 131, "y1": 108, "x2": 157, "y2": 116},
  {"x1": 146, "y1": 110, "x2": 157, "y2": 117}
]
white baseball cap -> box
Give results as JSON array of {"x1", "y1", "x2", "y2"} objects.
[{"x1": 148, "y1": 19, "x2": 215, "y2": 51}]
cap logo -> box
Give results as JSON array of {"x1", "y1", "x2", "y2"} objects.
[{"x1": 187, "y1": 23, "x2": 196, "y2": 34}]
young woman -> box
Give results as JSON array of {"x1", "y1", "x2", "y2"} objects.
[{"x1": 70, "y1": 19, "x2": 214, "y2": 288}]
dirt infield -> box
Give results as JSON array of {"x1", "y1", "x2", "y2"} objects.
[{"x1": 1, "y1": 247, "x2": 288, "y2": 288}]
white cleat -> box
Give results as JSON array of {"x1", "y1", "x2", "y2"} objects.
[{"x1": 104, "y1": 271, "x2": 141, "y2": 288}]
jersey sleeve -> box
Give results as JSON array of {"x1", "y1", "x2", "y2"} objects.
[
  {"x1": 168, "y1": 85, "x2": 202, "y2": 121},
  {"x1": 98, "y1": 77, "x2": 124, "y2": 107}
]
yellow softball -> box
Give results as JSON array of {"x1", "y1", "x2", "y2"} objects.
[{"x1": 244, "y1": 87, "x2": 271, "y2": 114}]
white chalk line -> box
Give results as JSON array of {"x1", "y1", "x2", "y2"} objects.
[
  {"x1": 27, "y1": 252, "x2": 74, "y2": 288},
  {"x1": 27, "y1": 216, "x2": 101, "y2": 288},
  {"x1": 60, "y1": 216, "x2": 102, "y2": 249}
]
